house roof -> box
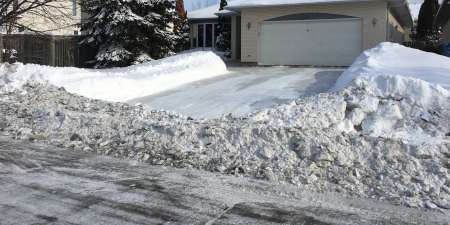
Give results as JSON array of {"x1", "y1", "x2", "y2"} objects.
[
  {"x1": 188, "y1": 0, "x2": 414, "y2": 27},
  {"x1": 226, "y1": 0, "x2": 414, "y2": 27},
  {"x1": 187, "y1": 4, "x2": 222, "y2": 20},
  {"x1": 433, "y1": 0, "x2": 450, "y2": 27}
]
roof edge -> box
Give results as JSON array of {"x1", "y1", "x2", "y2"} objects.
[
  {"x1": 188, "y1": 17, "x2": 219, "y2": 21},
  {"x1": 433, "y1": 0, "x2": 450, "y2": 27},
  {"x1": 224, "y1": 0, "x2": 403, "y2": 12}
]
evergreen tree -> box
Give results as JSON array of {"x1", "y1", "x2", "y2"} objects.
[
  {"x1": 216, "y1": 0, "x2": 231, "y2": 56},
  {"x1": 174, "y1": 0, "x2": 190, "y2": 52},
  {"x1": 410, "y1": 0, "x2": 442, "y2": 53},
  {"x1": 80, "y1": 0, "x2": 177, "y2": 68}
]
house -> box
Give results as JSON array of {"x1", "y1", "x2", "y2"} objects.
[
  {"x1": 404, "y1": 3, "x2": 420, "y2": 43},
  {"x1": 433, "y1": 0, "x2": 450, "y2": 45},
  {"x1": 403, "y1": 19, "x2": 417, "y2": 43},
  {"x1": 1, "y1": 0, "x2": 82, "y2": 35},
  {"x1": 188, "y1": 0, "x2": 414, "y2": 67}
]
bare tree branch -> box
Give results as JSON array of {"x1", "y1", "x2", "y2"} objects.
[{"x1": 1, "y1": 0, "x2": 77, "y2": 34}]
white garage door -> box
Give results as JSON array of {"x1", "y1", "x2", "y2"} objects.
[{"x1": 259, "y1": 19, "x2": 363, "y2": 66}]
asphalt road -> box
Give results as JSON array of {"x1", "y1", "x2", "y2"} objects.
[{"x1": 0, "y1": 137, "x2": 448, "y2": 225}]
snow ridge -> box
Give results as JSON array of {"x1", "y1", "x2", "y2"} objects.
[{"x1": 0, "y1": 51, "x2": 229, "y2": 102}]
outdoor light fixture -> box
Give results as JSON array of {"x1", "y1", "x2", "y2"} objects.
[
  {"x1": 373, "y1": 18, "x2": 377, "y2": 27},
  {"x1": 247, "y1": 22, "x2": 251, "y2": 30}
]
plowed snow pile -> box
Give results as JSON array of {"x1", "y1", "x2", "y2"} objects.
[
  {"x1": 0, "y1": 51, "x2": 228, "y2": 102},
  {"x1": 0, "y1": 43, "x2": 450, "y2": 213},
  {"x1": 252, "y1": 43, "x2": 450, "y2": 144}
]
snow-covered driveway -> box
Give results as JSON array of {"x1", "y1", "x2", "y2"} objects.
[{"x1": 130, "y1": 62, "x2": 345, "y2": 119}]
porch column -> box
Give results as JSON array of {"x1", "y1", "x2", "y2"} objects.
[
  {"x1": 0, "y1": 33, "x2": 3, "y2": 63},
  {"x1": 231, "y1": 16, "x2": 237, "y2": 60}
]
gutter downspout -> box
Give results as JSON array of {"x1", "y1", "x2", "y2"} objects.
[{"x1": 387, "y1": 0, "x2": 407, "y2": 42}]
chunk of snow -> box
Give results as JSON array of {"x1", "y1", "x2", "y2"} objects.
[
  {"x1": 347, "y1": 108, "x2": 366, "y2": 126},
  {"x1": 361, "y1": 103, "x2": 402, "y2": 133},
  {"x1": 332, "y1": 119, "x2": 356, "y2": 134},
  {"x1": 347, "y1": 93, "x2": 379, "y2": 114}
]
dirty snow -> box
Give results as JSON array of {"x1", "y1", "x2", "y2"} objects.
[
  {"x1": 1, "y1": 42, "x2": 450, "y2": 214},
  {"x1": 0, "y1": 51, "x2": 228, "y2": 102}
]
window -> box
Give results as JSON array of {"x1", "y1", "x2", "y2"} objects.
[
  {"x1": 198, "y1": 24, "x2": 204, "y2": 47},
  {"x1": 192, "y1": 25, "x2": 197, "y2": 48},
  {"x1": 18, "y1": 26, "x2": 24, "y2": 32},
  {"x1": 72, "y1": 0, "x2": 78, "y2": 17},
  {"x1": 74, "y1": 30, "x2": 79, "y2": 35}
]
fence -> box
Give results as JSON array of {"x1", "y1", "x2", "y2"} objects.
[
  {"x1": 403, "y1": 41, "x2": 443, "y2": 55},
  {"x1": 403, "y1": 41, "x2": 418, "y2": 49},
  {"x1": 0, "y1": 34, "x2": 96, "y2": 68}
]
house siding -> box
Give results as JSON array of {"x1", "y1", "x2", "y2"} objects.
[
  {"x1": 241, "y1": 2, "x2": 388, "y2": 63},
  {"x1": 444, "y1": 19, "x2": 450, "y2": 44},
  {"x1": 404, "y1": 20, "x2": 417, "y2": 43},
  {"x1": 388, "y1": 11, "x2": 405, "y2": 44},
  {"x1": 16, "y1": 0, "x2": 82, "y2": 35}
]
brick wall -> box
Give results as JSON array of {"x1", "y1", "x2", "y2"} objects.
[{"x1": 241, "y1": 2, "x2": 388, "y2": 63}]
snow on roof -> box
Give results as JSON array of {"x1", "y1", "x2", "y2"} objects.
[
  {"x1": 187, "y1": 0, "x2": 247, "y2": 20},
  {"x1": 227, "y1": 0, "x2": 367, "y2": 8},
  {"x1": 226, "y1": 0, "x2": 413, "y2": 9},
  {"x1": 226, "y1": 0, "x2": 414, "y2": 27},
  {"x1": 410, "y1": 3, "x2": 421, "y2": 20},
  {"x1": 188, "y1": 4, "x2": 222, "y2": 19}
]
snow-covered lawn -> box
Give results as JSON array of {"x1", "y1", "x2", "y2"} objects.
[{"x1": 0, "y1": 51, "x2": 228, "y2": 102}]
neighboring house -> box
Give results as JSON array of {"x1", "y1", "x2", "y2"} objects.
[
  {"x1": 188, "y1": 0, "x2": 414, "y2": 67},
  {"x1": 433, "y1": 0, "x2": 450, "y2": 44},
  {"x1": 1, "y1": 0, "x2": 82, "y2": 35},
  {"x1": 187, "y1": 5, "x2": 235, "y2": 54},
  {"x1": 404, "y1": 20, "x2": 417, "y2": 42},
  {"x1": 404, "y1": 3, "x2": 420, "y2": 43}
]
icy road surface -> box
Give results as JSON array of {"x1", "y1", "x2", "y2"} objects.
[
  {"x1": 131, "y1": 62, "x2": 344, "y2": 119},
  {"x1": 0, "y1": 137, "x2": 448, "y2": 224}
]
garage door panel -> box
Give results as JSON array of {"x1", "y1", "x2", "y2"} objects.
[
  {"x1": 307, "y1": 56, "x2": 323, "y2": 66},
  {"x1": 341, "y1": 43, "x2": 362, "y2": 54},
  {"x1": 340, "y1": 56, "x2": 358, "y2": 66},
  {"x1": 323, "y1": 57, "x2": 342, "y2": 67},
  {"x1": 323, "y1": 44, "x2": 342, "y2": 54},
  {"x1": 260, "y1": 19, "x2": 363, "y2": 66}
]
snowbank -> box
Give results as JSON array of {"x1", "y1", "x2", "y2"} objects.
[
  {"x1": 330, "y1": 43, "x2": 450, "y2": 143},
  {"x1": 0, "y1": 51, "x2": 228, "y2": 102},
  {"x1": 248, "y1": 43, "x2": 450, "y2": 144},
  {"x1": 331, "y1": 42, "x2": 450, "y2": 92}
]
